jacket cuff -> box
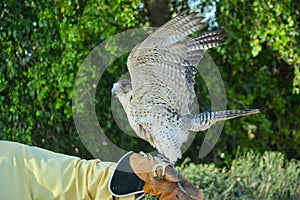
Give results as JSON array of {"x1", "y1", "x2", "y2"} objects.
[{"x1": 109, "y1": 151, "x2": 145, "y2": 198}]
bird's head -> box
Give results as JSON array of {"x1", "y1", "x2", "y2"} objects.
[{"x1": 111, "y1": 79, "x2": 132, "y2": 99}]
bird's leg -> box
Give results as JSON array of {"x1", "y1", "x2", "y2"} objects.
[
  {"x1": 139, "y1": 152, "x2": 178, "y2": 181},
  {"x1": 138, "y1": 151, "x2": 170, "y2": 179},
  {"x1": 141, "y1": 152, "x2": 189, "y2": 195},
  {"x1": 152, "y1": 154, "x2": 175, "y2": 180},
  {"x1": 152, "y1": 154, "x2": 189, "y2": 195}
]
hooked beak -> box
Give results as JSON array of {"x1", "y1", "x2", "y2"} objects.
[{"x1": 111, "y1": 85, "x2": 118, "y2": 97}]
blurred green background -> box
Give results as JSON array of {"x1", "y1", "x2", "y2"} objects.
[{"x1": 1, "y1": 0, "x2": 299, "y2": 166}]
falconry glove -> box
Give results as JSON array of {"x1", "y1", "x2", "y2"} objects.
[{"x1": 109, "y1": 152, "x2": 204, "y2": 200}]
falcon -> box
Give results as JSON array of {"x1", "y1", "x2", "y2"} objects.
[{"x1": 112, "y1": 13, "x2": 259, "y2": 164}]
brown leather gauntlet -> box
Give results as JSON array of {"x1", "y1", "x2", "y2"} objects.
[{"x1": 110, "y1": 152, "x2": 204, "y2": 200}]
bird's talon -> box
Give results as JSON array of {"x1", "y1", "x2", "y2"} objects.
[
  {"x1": 161, "y1": 166, "x2": 166, "y2": 178},
  {"x1": 147, "y1": 153, "x2": 154, "y2": 160},
  {"x1": 138, "y1": 151, "x2": 147, "y2": 158},
  {"x1": 153, "y1": 161, "x2": 172, "y2": 180},
  {"x1": 153, "y1": 169, "x2": 161, "y2": 181}
]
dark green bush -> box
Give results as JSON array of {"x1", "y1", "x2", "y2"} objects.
[
  {"x1": 187, "y1": 0, "x2": 300, "y2": 163},
  {"x1": 145, "y1": 150, "x2": 300, "y2": 199},
  {"x1": 0, "y1": 0, "x2": 143, "y2": 156},
  {"x1": 212, "y1": 0, "x2": 300, "y2": 162}
]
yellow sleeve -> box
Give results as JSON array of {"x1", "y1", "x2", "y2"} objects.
[{"x1": 0, "y1": 141, "x2": 135, "y2": 200}]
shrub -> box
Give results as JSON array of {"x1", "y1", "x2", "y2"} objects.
[{"x1": 145, "y1": 150, "x2": 300, "y2": 199}]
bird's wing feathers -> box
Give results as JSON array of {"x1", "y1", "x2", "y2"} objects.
[{"x1": 128, "y1": 13, "x2": 209, "y2": 115}]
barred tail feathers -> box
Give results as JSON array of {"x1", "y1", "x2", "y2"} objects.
[{"x1": 184, "y1": 109, "x2": 260, "y2": 132}]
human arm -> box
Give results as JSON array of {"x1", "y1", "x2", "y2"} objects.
[
  {"x1": 0, "y1": 141, "x2": 131, "y2": 200},
  {"x1": 0, "y1": 141, "x2": 204, "y2": 200}
]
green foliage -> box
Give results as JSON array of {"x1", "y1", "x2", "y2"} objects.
[
  {"x1": 180, "y1": 151, "x2": 300, "y2": 199},
  {"x1": 202, "y1": 0, "x2": 300, "y2": 163},
  {"x1": 145, "y1": 150, "x2": 300, "y2": 199},
  {"x1": 165, "y1": 0, "x2": 300, "y2": 165},
  {"x1": 0, "y1": 0, "x2": 142, "y2": 155},
  {"x1": 219, "y1": 0, "x2": 300, "y2": 94}
]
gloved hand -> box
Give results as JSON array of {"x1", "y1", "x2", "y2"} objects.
[{"x1": 110, "y1": 152, "x2": 204, "y2": 200}]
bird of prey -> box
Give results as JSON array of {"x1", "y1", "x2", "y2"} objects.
[{"x1": 112, "y1": 13, "x2": 259, "y2": 164}]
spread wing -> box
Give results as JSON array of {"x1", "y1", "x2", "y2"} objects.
[{"x1": 127, "y1": 13, "x2": 225, "y2": 115}]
